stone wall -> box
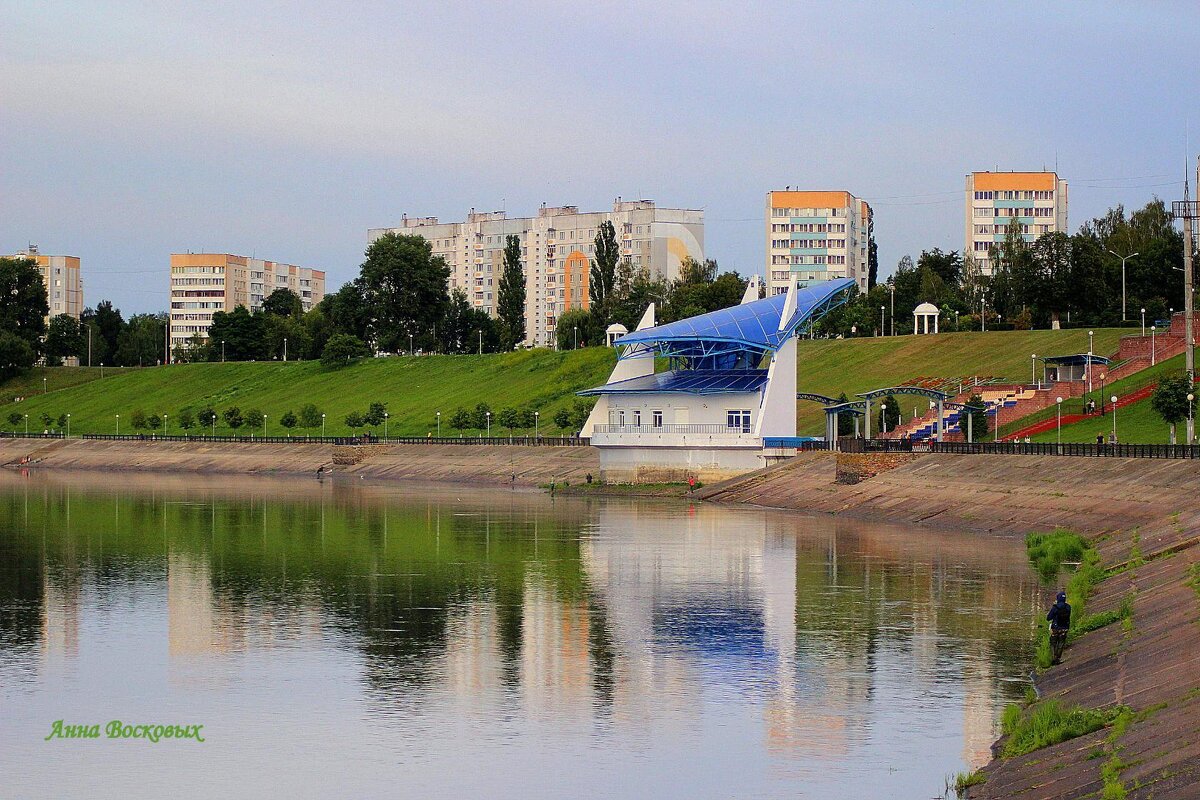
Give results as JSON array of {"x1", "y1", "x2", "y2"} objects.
[{"x1": 834, "y1": 452, "x2": 916, "y2": 484}]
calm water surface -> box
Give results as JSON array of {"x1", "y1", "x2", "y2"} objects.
[{"x1": 0, "y1": 473, "x2": 1038, "y2": 799}]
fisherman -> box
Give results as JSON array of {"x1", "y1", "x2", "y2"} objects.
[{"x1": 1046, "y1": 590, "x2": 1071, "y2": 632}]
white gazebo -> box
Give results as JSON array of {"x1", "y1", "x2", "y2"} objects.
[
  {"x1": 913, "y1": 302, "x2": 940, "y2": 334},
  {"x1": 605, "y1": 323, "x2": 629, "y2": 346}
]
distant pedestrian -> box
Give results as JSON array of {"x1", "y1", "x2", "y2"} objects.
[{"x1": 1096, "y1": 433, "x2": 1104, "y2": 446}]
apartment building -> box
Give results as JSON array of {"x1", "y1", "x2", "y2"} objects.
[
  {"x1": 9, "y1": 245, "x2": 83, "y2": 322},
  {"x1": 765, "y1": 191, "x2": 872, "y2": 295},
  {"x1": 367, "y1": 199, "x2": 704, "y2": 348},
  {"x1": 168, "y1": 253, "x2": 325, "y2": 352},
  {"x1": 965, "y1": 171, "x2": 1068, "y2": 273}
]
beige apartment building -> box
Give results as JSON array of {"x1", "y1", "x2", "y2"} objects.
[
  {"x1": 765, "y1": 191, "x2": 872, "y2": 295},
  {"x1": 168, "y1": 253, "x2": 325, "y2": 353},
  {"x1": 9, "y1": 245, "x2": 83, "y2": 322},
  {"x1": 368, "y1": 199, "x2": 704, "y2": 348},
  {"x1": 965, "y1": 171, "x2": 1068, "y2": 273}
]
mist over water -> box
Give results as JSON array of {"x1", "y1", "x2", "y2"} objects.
[{"x1": 0, "y1": 475, "x2": 1037, "y2": 798}]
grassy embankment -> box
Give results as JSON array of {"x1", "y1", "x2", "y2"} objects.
[
  {"x1": 0, "y1": 328, "x2": 1128, "y2": 437},
  {"x1": 0, "y1": 350, "x2": 616, "y2": 437}
]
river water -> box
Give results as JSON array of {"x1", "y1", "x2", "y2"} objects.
[{"x1": 0, "y1": 473, "x2": 1037, "y2": 799}]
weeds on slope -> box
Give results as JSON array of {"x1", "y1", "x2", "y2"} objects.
[{"x1": 1000, "y1": 700, "x2": 1126, "y2": 759}]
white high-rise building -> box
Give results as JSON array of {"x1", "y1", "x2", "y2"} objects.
[
  {"x1": 766, "y1": 191, "x2": 872, "y2": 295},
  {"x1": 965, "y1": 171, "x2": 1068, "y2": 274},
  {"x1": 368, "y1": 199, "x2": 704, "y2": 348}
]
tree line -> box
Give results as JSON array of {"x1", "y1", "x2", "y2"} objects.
[{"x1": 824, "y1": 199, "x2": 1186, "y2": 336}]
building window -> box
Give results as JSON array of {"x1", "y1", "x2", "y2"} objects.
[
  {"x1": 632, "y1": 410, "x2": 641, "y2": 426},
  {"x1": 726, "y1": 410, "x2": 751, "y2": 432},
  {"x1": 652, "y1": 410, "x2": 663, "y2": 427}
]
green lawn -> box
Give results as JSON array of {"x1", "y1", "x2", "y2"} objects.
[
  {"x1": 1028, "y1": 395, "x2": 1181, "y2": 444},
  {"x1": 0, "y1": 327, "x2": 1131, "y2": 438}
]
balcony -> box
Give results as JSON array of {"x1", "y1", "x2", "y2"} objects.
[{"x1": 589, "y1": 423, "x2": 757, "y2": 448}]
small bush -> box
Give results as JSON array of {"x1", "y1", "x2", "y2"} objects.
[
  {"x1": 954, "y1": 769, "x2": 986, "y2": 797},
  {"x1": 1026, "y1": 529, "x2": 1088, "y2": 583},
  {"x1": 280, "y1": 410, "x2": 297, "y2": 430},
  {"x1": 1001, "y1": 700, "x2": 1122, "y2": 758}
]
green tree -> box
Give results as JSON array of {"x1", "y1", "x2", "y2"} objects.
[
  {"x1": 264, "y1": 314, "x2": 312, "y2": 362},
  {"x1": 320, "y1": 283, "x2": 372, "y2": 343},
  {"x1": 358, "y1": 232, "x2": 450, "y2": 352},
  {"x1": 570, "y1": 399, "x2": 593, "y2": 429},
  {"x1": 177, "y1": 408, "x2": 195, "y2": 430},
  {"x1": 320, "y1": 333, "x2": 370, "y2": 368},
  {"x1": 198, "y1": 407, "x2": 217, "y2": 429},
  {"x1": 441, "y1": 288, "x2": 500, "y2": 354},
  {"x1": 262, "y1": 288, "x2": 303, "y2": 319},
  {"x1": 470, "y1": 403, "x2": 492, "y2": 431},
  {"x1": 44, "y1": 314, "x2": 84, "y2": 366},
  {"x1": 280, "y1": 410, "x2": 298, "y2": 431},
  {"x1": 555, "y1": 307, "x2": 600, "y2": 350},
  {"x1": 553, "y1": 407, "x2": 572, "y2": 430},
  {"x1": 0, "y1": 331, "x2": 37, "y2": 381},
  {"x1": 206, "y1": 306, "x2": 265, "y2": 362},
  {"x1": 449, "y1": 407, "x2": 470, "y2": 433},
  {"x1": 0, "y1": 257, "x2": 49, "y2": 357},
  {"x1": 130, "y1": 409, "x2": 147, "y2": 429},
  {"x1": 497, "y1": 234, "x2": 526, "y2": 350},
  {"x1": 8, "y1": 411, "x2": 24, "y2": 429},
  {"x1": 245, "y1": 409, "x2": 264, "y2": 430},
  {"x1": 145, "y1": 413, "x2": 162, "y2": 430},
  {"x1": 835, "y1": 392, "x2": 855, "y2": 437},
  {"x1": 39, "y1": 412, "x2": 53, "y2": 429},
  {"x1": 298, "y1": 404, "x2": 322, "y2": 429},
  {"x1": 363, "y1": 402, "x2": 387, "y2": 426},
  {"x1": 82, "y1": 300, "x2": 124, "y2": 366},
  {"x1": 962, "y1": 394, "x2": 988, "y2": 441},
  {"x1": 223, "y1": 407, "x2": 244, "y2": 429},
  {"x1": 867, "y1": 216, "x2": 878, "y2": 290},
  {"x1": 1151, "y1": 373, "x2": 1195, "y2": 444},
  {"x1": 611, "y1": 261, "x2": 668, "y2": 331},
  {"x1": 115, "y1": 313, "x2": 167, "y2": 366},
  {"x1": 497, "y1": 407, "x2": 519, "y2": 433},
  {"x1": 590, "y1": 221, "x2": 619, "y2": 319},
  {"x1": 345, "y1": 411, "x2": 364, "y2": 429}
]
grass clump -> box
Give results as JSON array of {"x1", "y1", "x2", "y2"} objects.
[
  {"x1": 1026, "y1": 529, "x2": 1089, "y2": 583},
  {"x1": 953, "y1": 769, "x2": 986, "y2": 797},
  {"x1": 1188, "y1": 563, "x2": 1200, "y2": 602},
  {"x1": 1027, "y1": 529, "x2": 1107, "y2": 668},
  {"x1": 1001, "y1": 699, "x2": 1124, "y2": 758},
  {"x1": 1073, "y1": 592, "x2": 1136, "y2": 638}
]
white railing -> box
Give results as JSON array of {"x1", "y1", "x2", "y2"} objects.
[{"x1": 592, "y1": 423, "x2": 751, "y2": 435}]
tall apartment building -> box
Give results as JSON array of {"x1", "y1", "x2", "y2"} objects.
[
  {"x1": 168, "y1": 253, "x2": 325, "y2": 353},
  {"x1": 9, "y1": 245, "x2": 83, "y2": 322},
  {"x1": 367, "y1": 199, "x2": 704, "y2": 348},
  {"x1": 965, "y1": 171, "x2": 1068, "y2": 273},
  {"x1": 765, "y1": 191, "x2": 872, "y2": 295}
]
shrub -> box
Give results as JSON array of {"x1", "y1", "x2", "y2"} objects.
[
  {"x1": 177, "y1": 408, "x2": 194, "y2": 430},
  {"x1": 298, "y1": 403, "x2": 322, "y2": 428},
  {"x1": 223, "y1": 407, "x2": 244, "y2": 429},
  {"x1": 7, "y1": 411, "x2": 22, "y2": 429},
  {"x1": 145, "y1": 414, "x2": 161, "y2": 430},
  {"x1": 245, "y1": 408, "x2": 264, "y2": 430},
  {"x1": 470, "y1": 403, "x2": 491, "y2": 431},
  {"x1": 320, "y1": 333, "x2": 370, "y2": 368},
  {"x1": 498, "y1": 407, "x2": 519, "y2": 432},
  {"x1": 345, "y1": 411, "x2": 364, "y2": 429},
  {"x1": 1001, "y1": 699, "x2": 1122, "y2": 758},
  {"x1": 280, "y1": 410, "x2": 297, "y2": 430},
  {"x1": 449, "y1": 407, "x2": 470, "y2": 432},
  {"x1": 553, "y1": 407, "x2": 572, "y2": 429},
  {"x1": 198, "y1": 407, "x2": 217, "y2": 429},
  {"x1": 364, "y1": 402, "x2": 387, "y2": 426},
  {"x1": 130, "y1": 409, "x2": 147, "y2": 430}
]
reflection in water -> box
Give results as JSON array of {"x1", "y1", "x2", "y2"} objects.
[{"x1": 0, "y1": 475, "x2": 1036, "y2": 799}]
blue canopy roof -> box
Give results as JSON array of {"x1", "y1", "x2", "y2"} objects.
[
  {"x1": 1041, "y1": 354, "x2": 1112, "y2": 366},
  {"x1": 614, "y1": 278, "x2": 855, "y2": 361},
  {"x1": 578, "y1": 369, "x2": 769, "y2": 396}
]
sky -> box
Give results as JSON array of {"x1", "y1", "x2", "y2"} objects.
[{"x1": 3, "y1": 1, "x2": 1199, "y2": 314}]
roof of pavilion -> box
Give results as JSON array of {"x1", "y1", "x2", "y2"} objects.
[
  {"x1": 1041, "y1": 354, "x2": 1112, "y2": 366},
  {"x1": 613, "y1": 278, "x2": 855, "y2": 360}
]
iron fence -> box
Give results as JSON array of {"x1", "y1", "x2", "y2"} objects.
[
  {"x1": 0, "y1": 432, "x2": 66, "y2": 439},
  {"x1": 72, "y1": 433, "x2": 587, "y2": 447}
]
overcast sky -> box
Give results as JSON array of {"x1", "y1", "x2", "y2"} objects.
[{"x1": 3, "y1": 1, "x2": 1198, "y2": 314}]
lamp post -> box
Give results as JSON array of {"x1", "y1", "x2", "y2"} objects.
[
  {"x1": 43, "y1": 375, "x2": 47, "y2": 394},
  {"x1": 284, "y1": 337, "x2": 288, "y2": 362},
  {"x1": 1056, "y1": 397, "x2": 1063, "y2": 445},
  {"x1": 1100, "y1": 373, "x2": 1107, "y2": 414},
  {"x1": 879, "y1": 305, "x2": 885, "y2": 337},
  {"x1": 1151, "y1": 325, "x2": 1157, "y2": 365},
  {"x1": 383, "y1": 411, "x2": 388, "y2": 439},
  {"x1": 1111, "y1": 395, "x2": 1119, "y2": 442},
  {"x1": 1087, "y1": 330, "x2": 1094, "y2": 395},
  {"x1": 409, "y1": 333, "x2": 413, "y2": 356},
  {"x1": 486, "y1": 411, "x2": 491, "y2": 438},
  {"x1": 1031, "y1": 353, "x2": 1037, "y2": 387},
  {"x1": 1109, "y1": 250, "x2": 1139, "y2": 321},
  {"x1": 24, "y1": 414, "x2": 28, "y2": 434},
  {"x1": 261, "y1": 413, "x2": 267, "y2": 438},
  {"x1": 221, "y1": 340, "x2": 226, "y2": 362},
  {"x1": 1189, "y1": 393, "x2": 1195, "y2": 445},
  {"x1": 1140, "y1": 308, "x2": 1146, "y2": 337},
  {"x1": 163, "y1": 413, "x2": 168, "y2": 434},
  {"x1": 534, "y1": 410, "x2": 540, "y2": 439},
  {"x1": 889, "y1": 284, "x2": 895, "y2": 336},
  {"x1": 478, "y1": 330, "x2": 482, "y2": 355},
  {"x1": 321, "y1": 413, "x2": 326, "y2": 437},
  {"x1": 436, "y1": 410, "x2": 441, "y2": 437},
  {"x1": 66, "y1": 413, "x2": 70, "y2": 438},
  {"x1": 115, "y1": 414, "x2": 119, "y2": 435},
  {"x1": 573, "y1": 326, "x2": 578, "y2": 350}
]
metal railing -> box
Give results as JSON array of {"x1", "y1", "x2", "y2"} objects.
[
  {"x1": 592, "y1": 423, "x2": 750, "y2": 435},
  {"x1": 71, "y1": 433, "x2": 587, "y2": 447},
  {"x1": 0, "y1": 432, "x2": 66, "y2": 439},
  {"x1": 838, "y1": 437, "x2": 1200, "y2": 459}
]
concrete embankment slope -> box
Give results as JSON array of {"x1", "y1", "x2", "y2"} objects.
[
  {"x1": 705, "y1": 452, "x2": 1200, "y2": 797},
  {"x1": 0, "y1": 439, "x2": 600, "y2": 488}
]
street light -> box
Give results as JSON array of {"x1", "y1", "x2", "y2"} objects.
[
  {"x1": 879, "y1": 305, "x2": 885, "y2": 337},
  {"x1": 66, "y1": 413, "x2": 70, "y2": 438},
  {"x1": 1151, "y1": 325, "x2": 1157, "y2": 365},
  {"x1": 573, "y1": 326, "x2": 578, "y2": 350},
  {"x1": 1087, "y1": 330, "x2": 1094, "y2": 395},
  {"x1": 1108, "y1": 249, "x2": 1139, "y2": 321},
  {"x1": 163, "y1": 413, "x2": 168, "y2": 435},
  {"x1": 24, "y1": 413, "x2": 28, "y2": 434},
  {"x1": 436, "y1": 410, "x2": 441, "y2": 437},
  {"x1": 534, "y1": 410, "x2": 540, "y2": 439},
  {"x1": 1100, "y1": 373, "x2": 1107, "y2": 414},
  {"x1": 115, "y1": 414, "x2": 120, "y2": 435},
  {"x1": 409, "y1": 333, "x2": 414, "y2": 356},
  {"x1": 1111, "y1": 395, "x2": 1119, "y2": 442},
  {"x1": 321, "y1": 413, "x2": 326, "y2": 437},
  {"x1": 1031, "y1": 353, "x2": 1037, "y2": 387},
  {"x1": 383, "y1": 411, "x2": 389, "y2": 439},
  {"x1": 43, "y1": 376, "x2": 47, "y2": 394},
  {"x1": 1189, "y1": 393, "x2": 1195, "y2": 445},
  {"x1": 221, "y1": 340, "x2": 226, "y2": 362},
  {"x1": 486, "y1": 410, "x2": 491, "y2": 438},
  {"x1": 1140, "y1": 308, "x2": 1146, "y2": 336},
  {"x1": 261, "y1": 413, "x2": 267, "y2": 438},
  {"x1": 284, "y1": 337, "x2": 288, "y2": 362},
  {"x1": 1056, "y1": 397, "x2": 1063, "y2": 445}
]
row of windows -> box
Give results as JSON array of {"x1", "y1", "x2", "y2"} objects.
[
  {"x1": 172, "y1": 266, "x2": 225, "y2": 274},
  {"x1": 973, "y1": 190, "x2": 1055, "y2": 201},
  {"x1": 974, "y1": 223, "x2": 1055, "y2": 235},
  {"x1": 974, "y1": 206, "x2": 1055, "y2": 218},
  {"x1": 772, "y1": 255, "x2": 843, "y2": 266},
  {"x1": 772, "y1": 207, "x2": 848, "y2": 218},
  {"x1": 770, "y1": 239, "x2": 847, "y2": 250},
  {"x1": 770, "y1": 222, "x2": 847, "y2": 234},
  {"x1": 171, "y1": 277, "x2": 225, "y2": 286}
]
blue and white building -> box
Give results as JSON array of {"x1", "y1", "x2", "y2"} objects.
[{"x1": 579, "y1": 278, "x2": 855, "y2": 483}]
